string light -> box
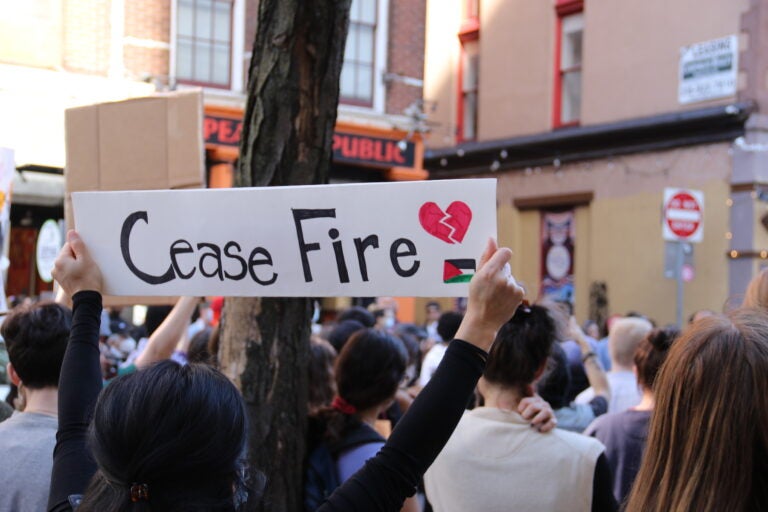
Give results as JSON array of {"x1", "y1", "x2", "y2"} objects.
[
  {"x1": 726, "y1": 198, "x2": 733, "y2": 207},
  {"x1": 725, "y1": 232, "x2": 733, "y2": 240},
  {"x1": 730, "y1": 250, "x2": 739, "y2": 258}
]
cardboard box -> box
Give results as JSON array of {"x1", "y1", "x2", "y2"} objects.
[{"x1": 65, "y1": 90, "x2": 206, "y2": 305}]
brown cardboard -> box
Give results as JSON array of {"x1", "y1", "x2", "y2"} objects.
[{"x1": 64, "y1": 90, "x2": 205, "y2": 305}]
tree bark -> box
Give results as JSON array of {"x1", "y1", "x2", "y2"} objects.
[{"x1": 218, "y1": 1, "x2": 351, "y2": 511}]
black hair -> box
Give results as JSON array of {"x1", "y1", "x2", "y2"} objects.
[
  {"x1": 437, "y1": 311, "x2": 463, "y2": 341},
  {"x1": 536, "y1": 342, "x2": 572, "y2": 409},
  {"x1": 2, "y1": 301, "x2": 72, "y2": 389},
  {"x1": 314, "y1": 329, "x2": 407, "y2": 445},
  {"x1": 78, "y1": 361, "x2": 253, "y2": 512},
  {"x1": 327, "y1": 319, "x2": 365, "y2": 353},
  {"x1": 484, "y1": 305, "x2": 555, "y2": 394},
  {"x1": 425, "y1": 301, "x2": 440, "y2": 310},
  {"x1": 308, "y1": 337, "x2": 337, "y2": 414},
  {"x1": 337, "y1": 306, "x2": 375, "y2": 328},
  {"x1": 393, "y1": 323, "x2": 425, "y2": 365},
  {"x1": 144, "y1": 306, "x2": 173, "y2": 338}
]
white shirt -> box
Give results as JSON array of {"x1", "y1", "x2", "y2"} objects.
[
  {"x1": 418, "y1": 342, "x2": 448, "y2": 387},
  {"x1": 425, "y1": 408, "x2": 604, "y2": 512},
  {"x1": 575, "y1": 371, "x2": 641, "y2": 413}
]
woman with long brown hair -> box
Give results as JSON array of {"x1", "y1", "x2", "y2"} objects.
[{"x1": 624, "y1": 310, "x2": 768, "y2": 511}]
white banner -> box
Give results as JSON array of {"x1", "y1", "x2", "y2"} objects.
[{"x1": 73, "y1": 179, "x2": 497, "y2": 297}]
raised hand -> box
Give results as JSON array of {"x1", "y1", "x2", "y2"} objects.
[
  {"x1": 455, "y1": 238, "x2": 525, "y2": 352},
  {"x1": 52, "y1": 230, "x2": 104, "y2": 296}
]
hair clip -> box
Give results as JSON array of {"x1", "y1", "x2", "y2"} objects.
[
  {"x1": 130, "y1": 483, "x2": 150, "y2": 502},
  {"x1": 519, "y1": 299, "x2": 532, "y2": 314}
]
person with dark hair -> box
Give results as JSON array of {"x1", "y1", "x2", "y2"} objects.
[
  {"x1": 418, "y1": 311, "x2": 463, "y2": 387},
  {"x1": 425, "y1": 304, "x2": 617, "y2": 512},
  {"x1": 327, "y1": 319, "x2": 365, "y2": 354},
  {"x1": 187, "y1": 327, "x2": 215, "y2": 365},
  {"x1": 336, "y1": 306, "x2": 375, "y2": 328},
  {"x1": 47, "y1": 232, "x2": 525, "y2": 512},
  {"x1": 585, "y1": 327, "x2": 679, "y2": 505},
  {"x1": 424, "y1": 301, "x2": 441, "y2": 341},
  {"x1": 308, "y1": 336, "x2": 337, "y2": 415},
  {"x1": 626, "y1": 311, "x2": 768, "y2": 511},
  {"x1": 306, "y1": 329, "x2": 414, "y2": 511},
  {"x1": 533, "y1": 311, "x2": 610, "y2": 433},
  {"x1": 0, "y1": 301, "x2": 72, "y2": 511}
]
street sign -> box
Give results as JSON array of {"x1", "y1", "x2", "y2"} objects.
[{"x1": 663, "y1": 188, "x2": 704, "y2": 243}]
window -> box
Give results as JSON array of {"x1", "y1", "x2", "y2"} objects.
[
  {"x1": 459, "y1": 41, "x2": 479, "y2": 141},
  {"x1": 554, "y1": 1, "x2": 583, "y2": 127},
  {"x1": 457, "y1": 0, "x2": 480, "y2": 143},
  {"x1": 176, "y1": 0, "x2": 234, "y2": 88},
  {"x1": 340, "y1": 0, "x2": 377, "y2": 106}
]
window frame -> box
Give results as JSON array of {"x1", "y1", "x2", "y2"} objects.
[
  {"x1": 553, "y1": 0, "x2": 584, "y2": 128},
  {"x1": 171, "y1": 0, "x2": 245, "y2": 92},
  {"x1": 456, "y1": 5, "x2": 480, "y2": 144},
  {"x1": 340, "y1": 0, "x2": 378, "y2": 108}
]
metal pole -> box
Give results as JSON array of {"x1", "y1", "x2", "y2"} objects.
[{"x1": 676, "y1": 241, "x2": 684, "y2": 328}]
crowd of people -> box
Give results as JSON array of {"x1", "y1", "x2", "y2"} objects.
[{"x1": 0, "y1": 230, "x2": 767, "y2": 511}]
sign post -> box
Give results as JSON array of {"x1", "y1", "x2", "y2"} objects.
[{"x1": 663, "y1": 188, "x2": 704, "y2": 327}]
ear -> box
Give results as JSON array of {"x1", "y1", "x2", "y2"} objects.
[
  {"x1": 477, "y1": 376, "x2": 488, "y2": 398},
  {"x1": 532, "y1": 360, "x2": 547, "y2": 383},
  {"x1": 7, "y1": 363, "x2": 21, "y2": 386}
]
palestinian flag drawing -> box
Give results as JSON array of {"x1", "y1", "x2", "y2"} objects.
[{"x1": 443, "y1": 259, "x2": 476, "y2": 283}]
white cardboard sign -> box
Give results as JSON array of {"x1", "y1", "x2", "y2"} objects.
[
  {"x1": 678, "y1": 35, "x2": 738, "y2": 104},
  {"x1": 72, "y1": 179, "x2": 497, "y2": 297}
]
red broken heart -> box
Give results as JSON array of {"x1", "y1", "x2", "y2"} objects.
[{"x1": 419, "y1": 201, "x2": 472, "y2": 244}]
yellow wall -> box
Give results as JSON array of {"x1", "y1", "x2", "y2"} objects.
[{"x1": 494, "y1": 144, "x2": 731, "y2": 326}]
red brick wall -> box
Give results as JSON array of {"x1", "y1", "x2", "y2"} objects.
[
  {"x1": 124, "y1": 0, "x2": 171, "y2": 79},
  {"x1": 63, "y1": 0, "x2": 111, "y2": 75},
  {"x1": 386, "y1": 0, "x2": 426, "y2": 115}
]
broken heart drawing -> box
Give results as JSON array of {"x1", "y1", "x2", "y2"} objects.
[{"x1": 418, "y1": 201, "x2": 472, "y2": 244}]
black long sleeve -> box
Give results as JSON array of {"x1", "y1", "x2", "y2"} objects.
[
  {"x1": 592, "y1": 453, "x2": 619, "y2": 512},
  {"x1": 48, "y1": 291, "x2": 103, "y2": 512},
  {"x1": 318, "y1": 339, "x2": 487, "y2": 512}
]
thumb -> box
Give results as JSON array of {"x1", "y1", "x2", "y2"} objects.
[{"x1": 67, "y1": 230, "x2": 88, "y2": 260}]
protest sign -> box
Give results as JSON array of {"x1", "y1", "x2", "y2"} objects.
[{"x1": 72, "y1": 179, "x2": 497, "y2": 297}]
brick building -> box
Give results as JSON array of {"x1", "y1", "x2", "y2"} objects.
[
  {"x1": 0, "y1": 0, "x2": 429, "y2": 310},
  {"x1": 422, "y1": 0, "x2": 768, "y2": 326}
]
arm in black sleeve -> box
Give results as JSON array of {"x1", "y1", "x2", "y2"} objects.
[
  {"x1": 319, "y1": 339, "x2": 487, "y2": 512},
  {"x1": 48, "y1": 291, "x2": 103, "y2": 512},
  {"x1": 592, "y1": 453, "x2": 618, "y2": 512}
]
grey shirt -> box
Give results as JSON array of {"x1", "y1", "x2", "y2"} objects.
[{"x1": 0, "y1": 411, "x2": 58, "y2": 512}]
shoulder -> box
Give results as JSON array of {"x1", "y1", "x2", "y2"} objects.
[{"x1": 550, "y1": 428, "x2": 605, "y2": 461}]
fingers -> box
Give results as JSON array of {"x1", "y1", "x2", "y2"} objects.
[
  {"x1": 477, "y1": 238, "x2": 497, "y2": 269},
  {"x1": 479, "y1": 247, "x2": 513, "y2": 276},
  {"x1": 67, "y1": 230, "x2": 87, "y2": 260}
]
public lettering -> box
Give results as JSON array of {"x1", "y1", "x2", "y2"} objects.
[{"x1": 390, "y1": 238, "x2": 420, "y2": 277}]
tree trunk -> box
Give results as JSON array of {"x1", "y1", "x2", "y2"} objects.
[{"x1": 218, "y1": 1, "x2": 351, "y2": 511}]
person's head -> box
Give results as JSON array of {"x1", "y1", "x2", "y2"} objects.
[
  {"x1": 436, "y1": 311, "x2": 463, "y2": 342},
  {"x1": 688, "y1": 309, "x2": 716, "y2": 324},
  {"x1": 633, "y1": 326, "x2": 679, "y2": 393},
  {"x1": 583, "y1": 320, "x2": 600, "y2": 339},
  {"x1": 482, "y1": 305, "x2": 555, "y2": 398},
  {"x1": 626, "y1": 309, "x2": 768, "y2": 512},
  {"x1": 188, "y1": 328, "x2": 214, "y2": 365},
  {"x1": 536, "y1": 342, "x2": 572, "y2": 409},
  {"x1": 425, "y1": 301, "x2": 441, "y2": 323},
  {"x1": 2, "y1": 301, "x2": 72, "y2": 390},
  {"x1": 308, "y1": 337, "x2": 337, "y2": 414},
  {"x1": 78, "y1": 361, "x2": 251, "y2": 511},
  {"x1": 609, "y1": 317, "x2": 653, "y2": 370},
  {"x1": 327, "y1": 319, "x2": 365, "y2": 354},
  {"x1": 743, "y1": 268, "x2": 768, "y2": 310},
  {"x1": 334, "y1": 329, "x2": 407, "y2": 413},
  {"x1": 337, "y1": 306, "x2": 375, "y2": 328}
]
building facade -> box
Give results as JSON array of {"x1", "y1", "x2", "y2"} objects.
[
  {"x1": 0, "y1": 0, "x2": 429, "y2": 320},
  {"x1": 423, "y1": 0, "x2": 768, "y2": 327}
]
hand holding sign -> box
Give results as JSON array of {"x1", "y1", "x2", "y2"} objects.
[
  {"x1": 455, "y1": 238, "x2": 525, "y2": 352},
  {"x1": 52, "y1": 230, "x2": 104, "y2": 297}
]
